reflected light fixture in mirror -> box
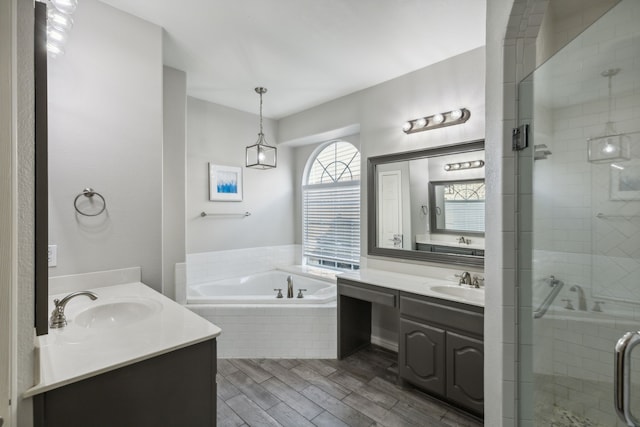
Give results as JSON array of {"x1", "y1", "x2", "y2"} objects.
[
  {"x1": 403, "y1": 108, "x2": 470, "y2": 134},
  {"x1": 45, "y1": 0, "x2": 77, "y2": 58},
  {"x1": 587, "y1": 68, "x2": 630, "y2": 164},
  {"x1": 444, "y1": 159, "x2": 484, "y2": 171},
  {"x1": 246, "y1": 87, "x2": 277, "y2": 169}
]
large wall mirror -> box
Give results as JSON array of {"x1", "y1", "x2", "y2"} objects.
[{"x1": 367, "y1": 139, "x2": 485, "y2": 268}]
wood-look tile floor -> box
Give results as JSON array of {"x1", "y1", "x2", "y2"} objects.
[{"x1": 217, "y1": 345, "x2": 483, "y2": 427}]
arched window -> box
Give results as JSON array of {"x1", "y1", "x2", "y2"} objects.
[{"x1": 303, "y1": 141, "x2": 361, "y2": 270}]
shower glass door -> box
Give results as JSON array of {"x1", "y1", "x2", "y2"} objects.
[{"x1": 517, "y1": 1, "x2": 640, "y2": 425}]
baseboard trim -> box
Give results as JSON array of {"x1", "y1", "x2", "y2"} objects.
[{"x1": 371, "y1": 335, "x2": 398, "y2": 352}]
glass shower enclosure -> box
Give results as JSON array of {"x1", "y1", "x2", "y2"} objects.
[{"x1": 517, "y1": 0, "x2": 640, "y2": 425}]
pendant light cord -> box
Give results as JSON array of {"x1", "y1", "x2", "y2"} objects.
[{"x1": 259, "y1": 90, "x2": 264, "y2": 137}]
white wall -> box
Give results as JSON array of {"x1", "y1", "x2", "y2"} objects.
[
  {"x1": 47, "y1": 0, "x2": 164, "y2": 290},
  {"x1": 281, "y1": 46, "x2": 486, "y2": 260},
  {"x1": 162, "y1": 66, "x2": 187, "y2": 299},
  {"x1": 186, "y1": 97, "x2": 295, "y2": 254}
]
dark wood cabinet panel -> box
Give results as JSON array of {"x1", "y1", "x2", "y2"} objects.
[
  {"x1": 34, "y1": 339, "x2": 217, "y2": 427},
  {"x1": 446, "y1": 331, "x2": 484, "y2": 414},
  {"x1": 399, "y1": 318, "x2": 445, "y2": 396},
  {"x1": 399, "y1": 292, "x2": 484, "y2": 417}
]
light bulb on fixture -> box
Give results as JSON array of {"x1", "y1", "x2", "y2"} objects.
[
  {"x1": 450, "y1": 109, "x2": 463, "y2": 121},
  {"x1": 415, "y1": 118, "x2": 427, "y2": 128},
  {"x1": 46, "y1": 41, "x2": 65, "y2": 57},
  {"x1": 602, "y1": 140, "x2": 617, "y2": 153},
  {"x1": 432, "y1": 113, "x2": 444, "y2": 124},
  {"x1": 51, "y1": 0, "x2": 78, "y2": 15},
  {"x1": 47, "y1": 8, "x2": 73, "y2": 32},
  {"x1": 47, "y1": 26, "x2": 68, "y2": 44},
  {"x1": 402, "y1": 122, "x2": 412, "y2": 132},
  {"x1": 444, "y1": 164, "x2": 451, "y2": 171}
]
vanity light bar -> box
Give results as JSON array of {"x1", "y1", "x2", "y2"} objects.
[
  {"x1": 402, "y1": 108, "x2": 470, "y2": 134},
  {"x1": 444, "y1": 160, "x2": 484, "y2": 171}
]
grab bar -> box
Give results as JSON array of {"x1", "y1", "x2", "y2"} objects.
[
  {"x1": 533, "y1": 275, "x2": 564, "y2": 319},
  {"x1": 200, "y1": 211, "x2": 251, "y2": 218}
]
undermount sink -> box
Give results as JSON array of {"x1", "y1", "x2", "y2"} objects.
[
  {"x1": 73, "y1": 298, "x2": 162, "y2": 329},
  {"x1": 430, "y1": 285, "x2": 485, "y2": 303}
]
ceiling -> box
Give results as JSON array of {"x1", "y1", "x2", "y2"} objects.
[{"x1": 99, "y1": 0, "x2": 486, "y2": 119}]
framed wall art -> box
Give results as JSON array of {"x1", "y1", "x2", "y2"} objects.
[{"x1": 209, "y1": 163, "x2": 243, "y2": 202}]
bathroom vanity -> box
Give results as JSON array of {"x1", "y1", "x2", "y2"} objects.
[
  {"x1": 338, "y1": 270, "x2": 484, "y2": 417},
  {"x1": 25, "y1": 272, "x2": 221, "y2": 427}
]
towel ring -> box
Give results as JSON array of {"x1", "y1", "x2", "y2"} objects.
[{"x1": 74, "y1": 188, "x2": 106, "y2": 216}]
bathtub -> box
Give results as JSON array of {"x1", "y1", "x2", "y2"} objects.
[
  {"x1": 188, "y1": 270, "x2": 336, "y2": 304},
  {"x1": 186, "y1": 268, "x2": 337, "y2": 358}
]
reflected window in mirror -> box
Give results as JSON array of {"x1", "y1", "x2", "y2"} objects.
[{"x1": 430, "y1": 180, "x2": 485, "y2": 234}]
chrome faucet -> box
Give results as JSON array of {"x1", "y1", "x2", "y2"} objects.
[
  {"x1": 49, "y1": 291, "x2": 98, "y2": 329},
  {"x1": 570, "y1": 284, "x2": 588, "y2": 311},
  {"x1": 456, "y1": 271, "x2": 472, "y2": 286},
  {"x1": 286, "y1": 275, "x2": 294, "y2": 298}
]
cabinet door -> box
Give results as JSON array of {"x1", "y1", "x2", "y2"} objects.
[
  {"x1": 446, "y1": 331, "x2": 484, "y2": 415},
  {"x1": 399, "y1": 318, "x2": 445, "y2": 396}
]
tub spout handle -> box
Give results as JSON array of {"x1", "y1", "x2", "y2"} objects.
[
  {"x1": 297, "y1": 289, "x2": 307, "y2": 299},
  {"x1": 287, "y1": 275, "x2": 294, "y2": 298},
  {"x1": 273, "y1": 288, "x2": 283, "y2": 298}
]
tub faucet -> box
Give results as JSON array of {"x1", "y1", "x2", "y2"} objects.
[
  {"x1": 569, "y1": 285, "x2": 587, "y2": 311},
  {"x1": 286, "y1": 275, "x2": 294, "y2": 298},
  {"x1": 50, "y1": 291, "x2": 98, "y2": 329}
]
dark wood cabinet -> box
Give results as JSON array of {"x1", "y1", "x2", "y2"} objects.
[
  {"x1": 446, "y1": 331, "x2": 484, "y2": 414},
  {"x1": 34, "y1": 339, "x2": 217, "y2": 427},
  {"x1": 399, "y1": 318, "x2": 445, "y2": 396},
  {"x1": 399, "y1": 292, "x2": 484, "y2": 416},
  {"x1": 337, "y1": 278, "x2": 484, "y2": 418}
]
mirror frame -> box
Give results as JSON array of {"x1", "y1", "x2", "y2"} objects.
[{"x1": 367, "y1": 139, "x2": 485, "y2": 268}]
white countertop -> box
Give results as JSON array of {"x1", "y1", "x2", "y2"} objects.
[
  {"x1": 24, "y1": 282, "x2": 221, "y2": 397},
  {"x1": 338, "y1": 268, "x2": 484, "y2": 308}
]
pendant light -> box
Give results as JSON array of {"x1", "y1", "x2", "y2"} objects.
[
  {"x1": 587, "y1": 68, "x2": 630, "y2": 164},
  {"x1": 246, "y1": 87, "x2": 277, "y2": 169}
]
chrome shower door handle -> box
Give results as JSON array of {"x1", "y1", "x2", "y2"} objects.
[{"x1": 615, "y1": 331, "x2": 640, "y2": 427}]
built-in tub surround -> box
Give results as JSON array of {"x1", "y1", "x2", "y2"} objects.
[
  {"x1": 187, "y1": 268, "x2": 337, "y2": 358},
  {"x1": 186, "y1": 244, "x2": 300, "y2": 285},
  {"x1": 25, "y1": 268, "x2": 221, "y2": 397}
]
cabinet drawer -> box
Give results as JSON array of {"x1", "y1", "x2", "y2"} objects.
[
  {"x1": 338, "y1": 282, "x2": 397, "y2": 307},
  {"x1": 400, "y1": 294, "x2": 483, "y2": 336}
]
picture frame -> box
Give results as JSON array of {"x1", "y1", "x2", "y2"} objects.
[
  {"x1": 611, "y1": 161, "x2": 640, "y2": 200},
  {"x1": 209, "y1": 163, "x2": 243, "y2": 201}
]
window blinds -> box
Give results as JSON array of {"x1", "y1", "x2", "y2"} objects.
[{"x1": 303, "y1": 181, "x2": 360, "y2": 268}]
